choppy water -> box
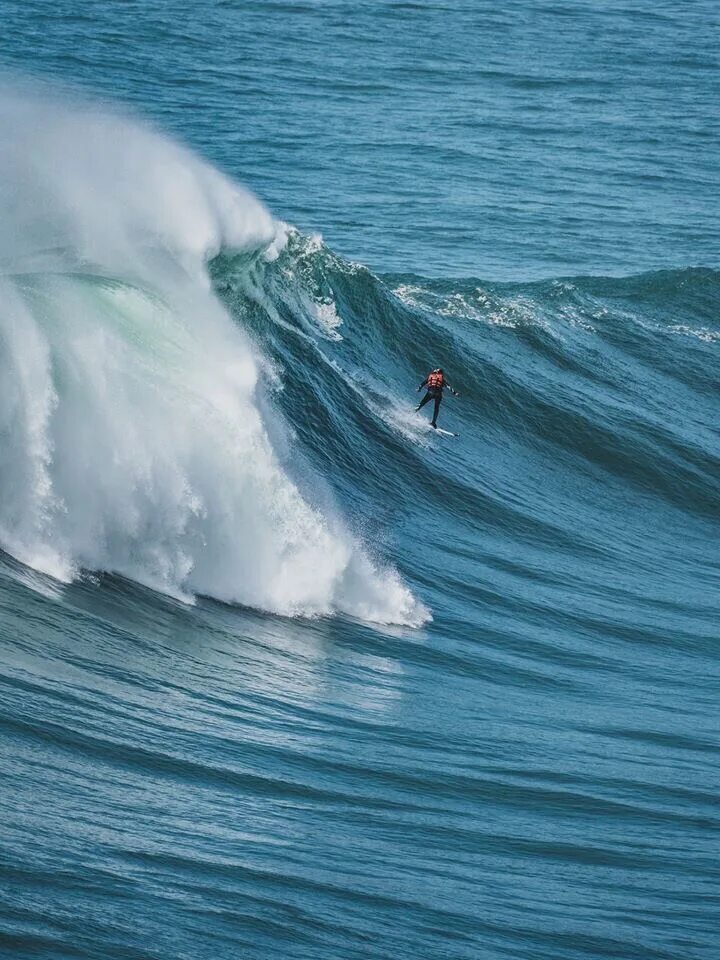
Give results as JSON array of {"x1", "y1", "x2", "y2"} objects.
[{"x1": 1, "y1": 3, "x2": 719, "y2": 959}]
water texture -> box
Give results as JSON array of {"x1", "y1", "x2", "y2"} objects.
[{"x1": 0, "y1": 3, "x2": 718, "y2": 959}]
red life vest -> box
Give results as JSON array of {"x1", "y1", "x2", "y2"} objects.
[{"x1": 427, "y1": 371, "x2": 444, "y2": 389}]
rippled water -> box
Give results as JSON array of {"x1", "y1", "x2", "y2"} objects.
[
  {"x1": 0, "y1": 3, "x2": 718, "y2": 959},
  {"x1": 5, "y1": 0, "x2": 719, "y2": 279}
]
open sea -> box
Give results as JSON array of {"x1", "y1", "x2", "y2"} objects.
[{"x1": 0, "y1": 2, "x2": 718, "y2": 958}]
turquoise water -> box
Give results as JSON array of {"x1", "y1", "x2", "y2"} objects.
[{"x1": 0, "y1": 3, "x2": 719, "y2": 959}]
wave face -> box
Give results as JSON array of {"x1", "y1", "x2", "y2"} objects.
[
  {"x1": 222, "y1": 227, "x2": 720, "y2": 577},
  {"x1": 0, "y1": 91, "x2": 424, "y2": 625}
]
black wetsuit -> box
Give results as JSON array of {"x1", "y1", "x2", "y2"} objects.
[{"x1": 416, "y1": 375, "x2": 457, "y2": 427}]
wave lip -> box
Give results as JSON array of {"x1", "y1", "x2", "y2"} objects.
[{"x1": 0, "y1": 87, "x2": 426, "y2": 627}]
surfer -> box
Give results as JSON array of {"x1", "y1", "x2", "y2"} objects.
[{"x1": 415, "y1": 368, "x2": 458, "y2": 428}]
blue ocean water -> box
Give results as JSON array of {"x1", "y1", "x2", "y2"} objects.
[{"x1": 0, "y1": 3, "x2": 719, "y2": 959}]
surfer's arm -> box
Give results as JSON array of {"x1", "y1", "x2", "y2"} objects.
[
  {"x1": 445, "y1": 383, "x2": 459, "y2": 396},
  {"x1": 417, "y1": 377, "x2": 428, "y2": 392}
]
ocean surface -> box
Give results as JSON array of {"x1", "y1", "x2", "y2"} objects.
[{"x1": 0, "y1": 2, "x2": 719, "y2": 959}]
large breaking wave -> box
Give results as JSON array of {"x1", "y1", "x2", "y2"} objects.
[
  {"x1": 2, "y1": 87, "x2": 718, "y2": 634},
  {"x1": 0, "y1": 88, "x2": 426, "y2": 625}
]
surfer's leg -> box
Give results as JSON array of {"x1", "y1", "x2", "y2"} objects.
[
  {"x1": 431, "y1": 395, "x2": 442, "y2": 426},
  {"x1": 416, "y1": 392, "x2": 433, "y2": 411}
]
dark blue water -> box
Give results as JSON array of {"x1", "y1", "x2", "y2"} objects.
[{"x1": 1, "y1": 3, "x2": 719, "y2": 959}]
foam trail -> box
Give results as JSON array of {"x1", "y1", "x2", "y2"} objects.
[{"x1": 0, "y1": 87, "x2": 427, "y2": 626}]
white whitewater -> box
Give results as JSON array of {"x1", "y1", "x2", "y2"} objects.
[{"x1": 0, "y1": 87, "x2": 427, "y2": 625}]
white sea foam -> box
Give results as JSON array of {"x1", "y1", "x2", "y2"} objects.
[{"x1": 0, "y1": 86, "x2": 428, "y2": 626}]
